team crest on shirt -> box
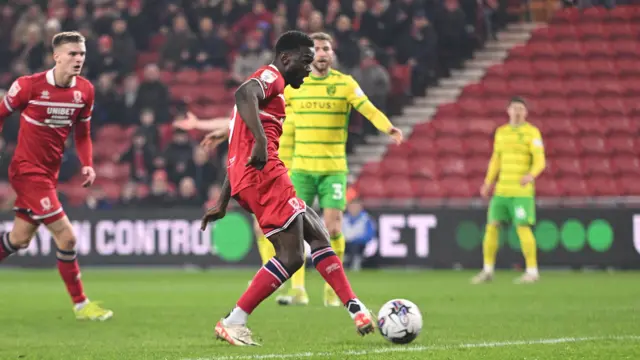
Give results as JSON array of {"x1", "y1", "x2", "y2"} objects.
[
  {"x1": 260, "y1": 70, "x2": 278, "y2": 84},
  {"x1": 7, "y1": 81, "x2": 20, "y2": 97},
  {"x1": 326, "y1": 84, "x2": 336, "y2": 96},
  {"x1": 40, "y1": 90, "x2": 50, "y2": 99},
  {"x1": 40, "y1": 197, "x2": 52, "y2": 211},
  {"x1": 72, "y1": 90, "x2": 83, "y2": 103}
]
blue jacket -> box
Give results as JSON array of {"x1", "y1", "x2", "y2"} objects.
[{"x1": 342, "y1": 211, "x2": 375, "y2": 245}]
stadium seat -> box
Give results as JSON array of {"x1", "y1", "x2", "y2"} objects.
[
  {"x1": 380, "y1": 157, "x2": 410, "y2": 177},
  {"x1": 384, "y1": 177, "x2": 414, "y2": 198},
  {"x1": 356, "y1": 176, "x2": 385, "y2": 199},
  {"x1": 438, "y1": 157, "x2": 467, "y2": 177},
  {"x1": 558, "y1": 177, "x2": 590, "y2": 197},
  {"x1": 611, "y1": 156, "x2": 640, "y2": 176},
  {"x1": 536, "y1": 178, "x2": 561, "y2": 197},
  {"x1": 619, "y1": 177, "x2": 640, "y2": 195},
  {"x1": 412, "y1": 179, "x2": 444, "y2": 199},
  {"x1": 581, "y1": 157, "x2": 613, "y2": 177},
  {"x1": 587, "y1": 176, "x2": 620, "y2": 196},
  {"x1": 440, "y1": 177, "x2": 473, "y2": 198},
  {"x1": 408, "y1": 157, "x2": 438, "y2": 179}
]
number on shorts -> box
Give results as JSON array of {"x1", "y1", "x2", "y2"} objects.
[
  {"x1": 514, "y1": 206, "x2": 526, "y2": 220},
  {"x1": 332, "y1": 183, "x2": 343, "y2": 200}
]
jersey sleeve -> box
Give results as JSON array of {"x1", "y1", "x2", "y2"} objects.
[
  {"x1": 251, "y1": 67, "x2": 283, "y2": 100},
  {"x1": 528, "y1": 127, "x2": 546, "y2": 178},
  {"x1": 346, "y1": 76, "x2": 369, "y2": 109},
  {"x1": 0, "y1": 77, "x2": 31, "y2": 118},
  {"x1": 78, "y1": 82, "x2": 95, "y2": 122}
]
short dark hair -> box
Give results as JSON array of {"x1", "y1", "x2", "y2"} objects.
[
  {"x1": 52, "y1": 31, "x2": 85, "y2": 48},
  {"x1": 509, "y1": 96, "x2": 527, "y2": 107},
  {"x1": 275, "y1": 31, "x2": 313, "y2": 55}
]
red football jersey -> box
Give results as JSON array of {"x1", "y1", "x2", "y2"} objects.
[
  {"x1": 227, "y1": 64, "x2": 288, "y2": 195},
  {"x1": 0, "y1": 69, "x2": 94, "y2": 180}
]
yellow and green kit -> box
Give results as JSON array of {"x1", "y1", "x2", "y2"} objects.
[
  {"x1": 281, "y1": 69, "x2": 393, "y2": 210},
  {"x1": 485, "y1": 122, "x2": 546, "y2": 225}
]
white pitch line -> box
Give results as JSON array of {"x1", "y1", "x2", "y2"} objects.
[{"x1": 178, "y1": 335, "x2": 640, "y2": 360}]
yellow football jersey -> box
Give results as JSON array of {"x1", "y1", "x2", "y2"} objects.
[{"x1": 486, "y1": 122, "x2": 546, "y2": 197}]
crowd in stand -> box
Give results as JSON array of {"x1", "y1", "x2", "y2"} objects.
[{"x1": 0, "y1": 0, "x2": 505, "y2": 209}]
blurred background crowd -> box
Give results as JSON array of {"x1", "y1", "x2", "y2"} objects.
[{"x1": 0, "y1": 0, "x2": 514, "y2": 210}]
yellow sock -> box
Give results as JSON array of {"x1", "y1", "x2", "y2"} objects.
[
  {"x1": 482, "y1": 224, "x2": 499, "y2": 272},
  {"x1": 516, "y1": 225, "x2": 538, "y2": 275},
  {"x1": 330, "y1": 233, "x2": 346, "y2": 261},
  {"x1": 256, "y1": 235, "x2": 275, "y2": 265},
  {"x1": 290, "y1": 258, "x2": 306, "y2": 290}
]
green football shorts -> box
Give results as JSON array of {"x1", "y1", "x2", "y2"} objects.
[
  {"x1": 290, "y1": 172, "x2": 348, "y2": 210},
  {"x1": 487, "y1": 195, "x2": 536, "y2": 226}
]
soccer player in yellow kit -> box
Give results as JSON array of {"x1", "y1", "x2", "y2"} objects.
[
  {"x1": 472, "y1": 97, "x2": 546, "y2": 285},
  {"x1": 273, "y1": 32, "x2": 403, "y2": 306}
]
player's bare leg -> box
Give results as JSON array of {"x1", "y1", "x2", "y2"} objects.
[
  {"x1": 471, "y1": 222, "x2": 499, "y2": 284},
  {"x1": 47, "y1": 216, "x2": 113, "y2": 320},
  {"x1": 216, "y1": 217, "x2": 306, "y2": 346},
  {"x1": 322, "y1": 207, "x2": 345, "y2": 307},
  {"x1": 303, "y1": 207, "x2": 375, "y2": 336},
  {"x1": 0, "y1": 216, "x2": 38, "y2": 261}
]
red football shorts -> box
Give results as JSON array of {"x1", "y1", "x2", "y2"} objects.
[
  {"x1": 234, "y1": 172, "x2": 306, "y2": 238},
  {"x1": 10, "y1": 174, "x2": 65, "y2": 225}
]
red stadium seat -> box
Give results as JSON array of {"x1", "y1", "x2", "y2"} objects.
[
  {"x1": 552, "y1": 157, "x2": 583, "y2": 177},
  {"x1": 581, "y1": 157, "x2": 613, "y2": 177},
  {"x1": 579, "y1": 136, "x2": 608, "y2": 156},
  {"x1": 619, "y1": 177, "x2": 640, "y2": 195},
  {"x1": 536, "y1": 178, "x2": 562, "y2": 197},
  {"x1": 438, "y1": 157, "x2": 467, "y2": 177},
  {"x1": 380, "y1": 157, "x2": 410, "y2": 177},
  {"x1": 408, "y1": 157, "x2": 438, "y2": 179},
  {"x1": 384, "y1": 177, "x2": 414, "y2": 198},
  {"x1": 557, "y1": 177, "x2": 590, "y2": 197},
  {"x1": 587, "y1": 176, "x2": 620, "y2": 196},
  {"x1": 546, "y1": 137, "x2": 580, "y2": 157},
  {"x1": 412, "y1": 179, "x2": 444, "y2": 199},
  {"x1": 434, "y1": 137, "x2": 465, "y2": 156},
  {"x1": 360, "y1": 162, "x2": 381, "y2": 177},
  {"x1": 611, "y1": 155, "x2": 640, "y2": 176},
  {"x1": 607, "y1": 135, "x2": 636, "y2": 155},
  {"x1": 440, "y1": 177, "x2": 473, "y2": 198},
  {"x1": 356, "y1": 177, "x2": 385, "y2": 199},
  {"x1": 432, "y1": 120, "x2": 465, "y2": 136},
  {"x1": 574, "y1": 117, "x2": 608, "y2": 136},
  {"x1": 466, "y1": 156, "x2": 488, "y2": 176}
]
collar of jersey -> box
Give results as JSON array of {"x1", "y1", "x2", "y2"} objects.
[{"x1": 309, "y1": 69, "x2": 332, "y2": 81}]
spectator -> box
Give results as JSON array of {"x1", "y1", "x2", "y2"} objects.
[
  {"x1": 325, "y1": 0, "x2": 341, "y2": 27},
  {"x1": 87, "y1": 35, "x2": 125, "y2": 80},
  {"x1": 94, "y1": 73, "x2": 125, "y2": 126},
  {"x1": 118, "y1": 182, "x2": 139, "y2": 207},
  {"x1": 342, "y1": 198, "x2": 375, "y2": 271},
  {"x1": 352, "y1": 48, "x2": 391, "y2": 134},
  {"x1": 14, "y1": 24, "x2": 45, "y2": 73},
  {"x1": 399, "y1": 11, "x2": 438, "y2": 95},
  {"x1": 59, "y1": 138, "x2": 80, "y2": 182},
  {"x1": 122, "y1": 73, "x2": 140, "y2": 125},
  {"x1": 175, "y1": 177, "x2": 201, "y2": 207},
  {"x1": 308, "y1": 10, "x2": 324, "y2": 33},
  {"x1": 231, "y1": 34, "x2": 273, "y2": 85},
  {"x1": 163, "y1": 130, "x2": 195, "y2": 185},
  {"x1": 360, "y1": 1, "x2": 393, "y2": 49},
  {"x1": 116, "y1": 131, "x2": 157, "y2": 183},
  {"x1": 92, "y1": 3, "x2": 119, "y2": 37},
  {"x1": 0, "y1": 137, "x2": 14, "y2": 181},
  {"x1": 143, "y1": 170, "x2": 175, "y2": 207},
  {"x1": 204, "y1": 183, "x2": 223, "y2": 210},
  {"x1": 189, "y1": 147, "x2": 220, "y2": 198},
  {"x1": 62, "y1": 5, "x2": 90, "y2": 32},
  {"x1": 160, "y1": 14, "x2": 195, "y2": 70},
  {"x1": 232, "y1": 0, "x2": 273, "y2": 43},
  {"x1": 138, "y1": 109, "x2": 161, "y2": 149},
  {"x1": 123, "y1": 1, "x2": 150, "y2": 51},
  {"x1": 136, "y1": 64, "x2": 171, "y2": 124},
  {"x1": 111, "y1": 18, "x2": 137, "y2": 74},
  {"x1": 212, "y1": 0, "x2": 244, "y2": 27},
  {"x1": 194, "y1": 17, "x2": 229, "y2": 70},
  {"x1": 334, "y1": 15, "x2": 362, "y2": 75},
  {"x1": 12, "y1": 4, "x2": 46, "y2": 46},
  {"x1": 84, "y1": 186, "x2": 114, "y2": 210},
  {"x1": 436, "y1": 0, "x2": 468, "y2": 71}
]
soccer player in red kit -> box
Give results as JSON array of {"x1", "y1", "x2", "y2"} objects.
[
  {"x1": 200, "y1": 31, "x2": 375, "y2": 346},
  {"x1": 0, "y1": 32, "x2": 113, "y2": 321}
]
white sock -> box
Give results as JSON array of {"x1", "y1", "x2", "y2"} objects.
[
  {"x1": 74, "y1": 299, "x2": 90, "y2": 311},
  {"x1": 483, "y1": 264, "x2": 494, "y2": 273},
  {"x1": 526, "y1": 268, "x2": 539, "y2": 276},
  {"x1": 223, "y1": 306, "x2": 248, "y2": 326},
  {"x1": 346, "y1": 298, "x2": 367, "y2": 320}
]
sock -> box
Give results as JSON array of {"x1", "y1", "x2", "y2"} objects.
[
  {"x1": 56, "y1": 249, "x2": 87, "y2": 304},
  {"x1": 311, "y1": 246, "x2": 356, "y2": 306},
  {"x1": 229, "y1": 257, "x2": 291, "y2": 324},
  {"x1": 0, "y1": 232, "x2": 17, "y2": 262},
  {"x1": 290, "y1": 258, "x2": 306, "y2": 290},
  {"x1": 256, "y1": 235, "x2": 275, "y2": 266},
  {"x1": 516, "y1": 226, "x2": 538, "y2": 275},
  {"x1": 482, "y1": 224, "x2": 499, "y2": 273},
  {"x1": 324, "y1": 234, "x2": 346, "y2": 295}
]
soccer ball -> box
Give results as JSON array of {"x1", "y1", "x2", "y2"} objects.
[{"x1": 377, "y1": 299, "x2": 423, "y2": 344}]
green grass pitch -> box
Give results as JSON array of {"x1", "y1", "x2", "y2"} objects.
[{"x1": 0, "y1": 269, "x2": 639, "y2": 360}]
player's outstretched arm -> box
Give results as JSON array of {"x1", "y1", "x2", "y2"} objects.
[
  {"x1": 347, "y1": 77, "x2": 403, "y2": 144},
  {"x1": 235, "y1": 79, "x2": 268, "y2": 169},
  {"x1": 200, "y1": 175, "x2": 231, "y2": 231},
  {"x1": 173, "y1": 111, "x2": 229, "y2": 131}
]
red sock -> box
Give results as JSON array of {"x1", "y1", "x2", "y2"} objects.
[
  {"x1": 237, "y1": 257, "x2": 290, "y2": 314},
  {"x1": 0, "y1": 232, "x2": 17, "y2": 262},
  {"x1": 57, "y1": 250, "x2": 87, "y2": 304},
  {"x1": 311, "y1": 246, "x2": 357, "y2": 305}
]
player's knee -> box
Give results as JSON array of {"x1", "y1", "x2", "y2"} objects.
[
  {"x1": 277, "y1": 247, "x2": 305, "y2": 273},
  {"x1": 52, "y1": 228, "x2": 76, "y2": 250},
  {"x1": 9, "y1": 232, "x2": 34, "y2": 249}
]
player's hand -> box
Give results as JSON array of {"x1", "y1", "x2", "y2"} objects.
[
  {"x1": 246, "y1": 141, "x2": 268, "y2": 170},
  {"x1": 200, "y1": 205, "x2": 227, "y2": 231},
  {"x1": 388, "y1": 127, "x2": 404, "y2": 145},
  {"x1": 520, "y1": 174, "x2": 534, "y2": 186},
  {"x1": 81, "y1": 166, "x2": 96, "y2": 188},
  {"x1": 200, "y1": 128, "x2": 228, "y2": 148},
  {"x1": 173, "y1": 111, "x2": 198, "y2": 130},
  {"x1": 480, "y1": 183, "x2": 492, "y2": 199}
]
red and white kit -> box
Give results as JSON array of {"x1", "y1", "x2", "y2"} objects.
[
  {"x1": 0, "y1": 68, "x2": 94, "y2": 225},
  {"x1": 226, "y1": 65, "x2": 306, "y2": 237}
]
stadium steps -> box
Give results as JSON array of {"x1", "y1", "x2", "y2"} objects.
[{"x1": 348, "y1": 22, "x2": 542, "y2": 182}]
